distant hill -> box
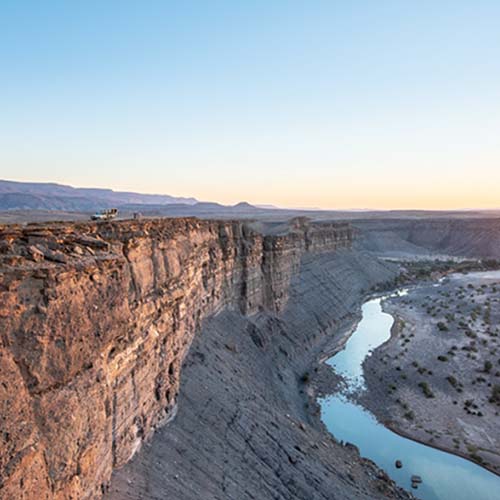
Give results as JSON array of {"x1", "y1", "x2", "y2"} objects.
[
  {"x1": 2, "y1": 179, "x2": 500, "y2": 225},
  {"x1": 0, "y1": 180, "x2": 197, "y2": 211}
]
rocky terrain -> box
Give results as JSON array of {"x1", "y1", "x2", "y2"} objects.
[
  {"x1": 354, "y1": 218, "x2": 500, "y2": 260},
  {"x1": 0, "y1": 217, "x2": 413, "y2": 499},
  {"x1": 4, "y1": 212, "x2": 500, "y2": 499},
  {"x1": 106, "y1": 249, "x2": 413, "y2": 500},
  {"x1": 361, "y1": 272, "x2": 500, "y2": 474}
]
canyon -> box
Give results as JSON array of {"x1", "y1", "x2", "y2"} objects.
[
  {"x1": 4, "y1": 214, "x2": 499, "y2": 499},
  {"x1": 1, "y1": 217, "x2": 409, "y2": 499}
]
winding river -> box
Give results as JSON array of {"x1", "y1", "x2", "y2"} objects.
[{"x1": 320, "y1": 283, "x2": 500, "y2": 500}]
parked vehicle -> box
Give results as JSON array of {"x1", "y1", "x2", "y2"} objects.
[{"x1": 90, "y1": 208, "x2": 118, "y2": 221}]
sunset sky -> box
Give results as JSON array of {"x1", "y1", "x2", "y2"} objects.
[{"x1": 1, "y1": 1, "x2": 500, "y2": 209}]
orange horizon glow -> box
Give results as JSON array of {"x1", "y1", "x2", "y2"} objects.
[{"x1": 9, "y1": 174, "x2": 499, "y2": 212}]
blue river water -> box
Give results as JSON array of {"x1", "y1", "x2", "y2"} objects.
[{"x1": 320, "y1": 291, "x2": 500, "y2": 500}]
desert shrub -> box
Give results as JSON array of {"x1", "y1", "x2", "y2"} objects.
[
  {"x1": 437, "y1": 322, "x2": 448, "y2": 332},
  {"x1": 418, "y1": 381, "x2": 435, "y2": 398},
  {"x1": 484, "y1": 309, "x2": 491, "y2": 324},
  {"x1": 490, "y1": 385, "x2": 500, "y2": 404}
]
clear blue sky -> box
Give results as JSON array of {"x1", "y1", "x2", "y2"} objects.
[{"x1": 1, "y1": 1, "x2": 500, "y2": 208}]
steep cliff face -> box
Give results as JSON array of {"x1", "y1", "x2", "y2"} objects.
[
  {"x1": 354, "y1": 218, "x2": 500, "y2": 258},
  {"x1": 0, "y1": 218, "x2": 352, "y2": 499},
  {"x1": 107, "y1": 249, "x2": 403, "y2": 500}
]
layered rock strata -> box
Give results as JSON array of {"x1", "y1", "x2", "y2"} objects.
[
  {"x1": 0, "y1": 218, "x2": 352, "y2": 499},
  {"x1": 107, "y1": 250, "x2": 408, "y2": 500}
]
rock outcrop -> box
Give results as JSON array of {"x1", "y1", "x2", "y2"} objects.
[{"x1": 0, "y1": 218, "x2": 352, "y2": 499}]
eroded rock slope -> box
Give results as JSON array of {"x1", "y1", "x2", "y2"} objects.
[
  {"x1": 107, "y1": 250, "x2": 408, "y2": 500},
  {"x1": 0, "y1": 218, "x2": 358, "y2": 499},
  {"x1": 355, "y1": 218, "x2": 500, "y2": 259}
]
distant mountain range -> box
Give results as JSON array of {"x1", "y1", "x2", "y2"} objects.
[
  {"x1": 0, "y1": 180, "x2": 278, "y2": 221},
  {"x1": 2, "y1": 180, "x2": 499, "y2": 225},
  {"x1": 0, "y1": 180, "x2": 198, "y2": 211}
]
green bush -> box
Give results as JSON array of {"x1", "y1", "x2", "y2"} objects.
[
  {"x1": 418, "y1": 381, "x2": 435, "y2": 398},
  {"x1": 490, "y1": 385, "x2": 500, "y2": 403}
]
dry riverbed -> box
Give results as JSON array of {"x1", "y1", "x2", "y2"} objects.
[{"x1": 360, "y1": 272, "x2": 500, "y2": 474}]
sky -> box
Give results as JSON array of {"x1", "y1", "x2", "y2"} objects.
[{"x1": 1, "y1": 1, "x2": 500, "y2": 209}]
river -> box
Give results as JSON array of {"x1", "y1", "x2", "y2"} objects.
[{"x1": 320, "y1": 277, "x2": 500, "y2": 500}]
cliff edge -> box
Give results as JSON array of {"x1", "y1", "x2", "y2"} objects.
[{"x1": 0, "y1": 218, "x2": 357, "y2": 499}]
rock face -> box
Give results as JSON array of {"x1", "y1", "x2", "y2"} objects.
[
  {"x1": 0, "y1": 218, "x2": 352, "y2": 499},
  {"x1": 354, "y1": 218, "x2": 500, "y2": 259},
  {"x1": 107, "y1": 250, "x2": 406, "y2": 500}
]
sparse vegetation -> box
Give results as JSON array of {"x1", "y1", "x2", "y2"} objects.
[
  {"x1": 418, "y1": 381, "x2": 434, "y2": 398},
  {"x1": 404, "y1": 410, "x2": 415, "y2": 420},
  {"x1": 437, "y1": 322, "x2": 449, "y2": 332},
  {"x1": 490, "y1": 385, "x2": 500, "y2": 404},
  {"x1": 366, "y1": 270, "x2": 500, "y2": 472}
]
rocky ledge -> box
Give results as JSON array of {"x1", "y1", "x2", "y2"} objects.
[{"x1": 0, "y1": 217, "x2": 362, "y2": 499}]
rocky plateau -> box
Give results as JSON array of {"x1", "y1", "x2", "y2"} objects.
[{"x1": 0, "y1": 217, "x2": 410, "y2": 499}]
